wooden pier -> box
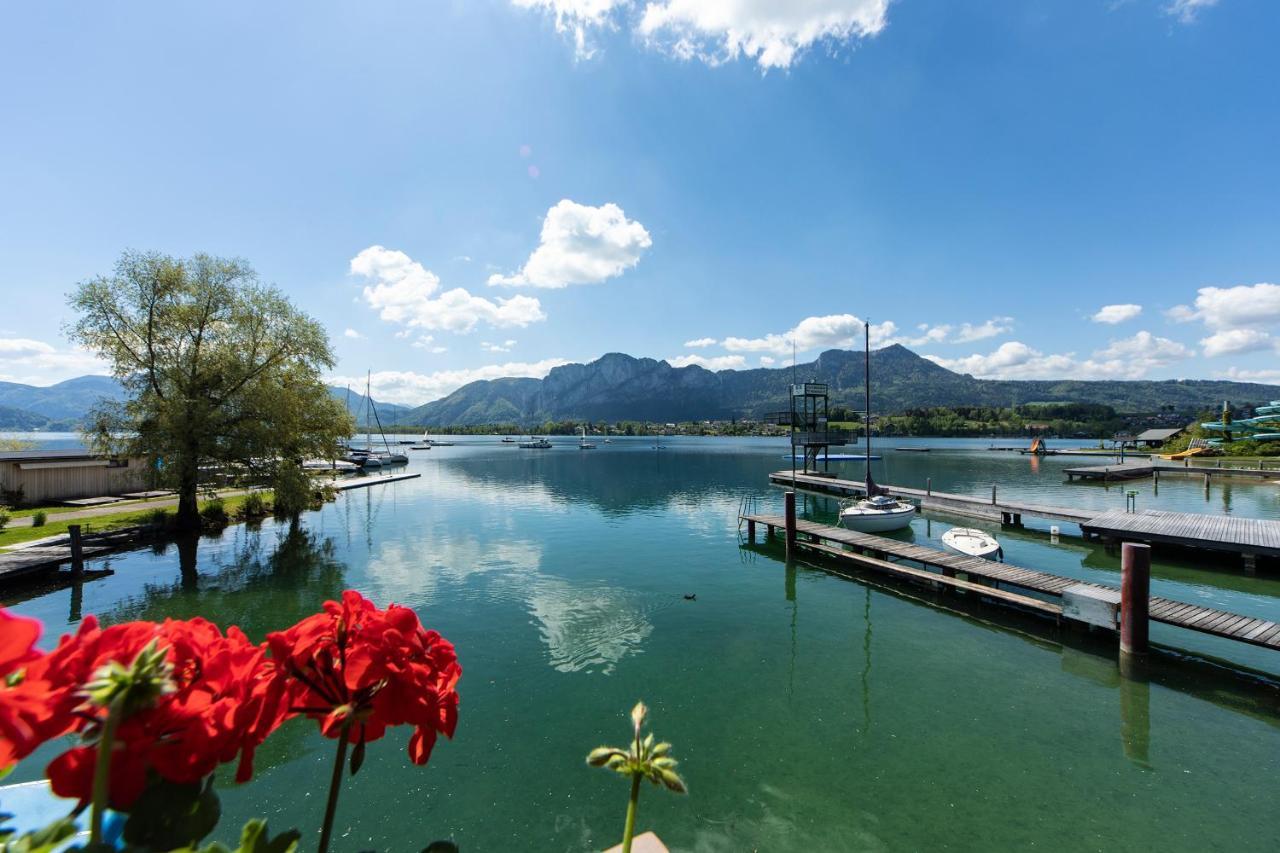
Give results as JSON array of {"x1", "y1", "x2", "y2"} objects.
[
  {"x1": 769, "y1": 470, "x2": 1093, "y2": 524},
  {"x1": 741, "y1": 513, "x2": 1280, "y2": 652},
  {"x1": 332, "y1": 472, "x2": 421, "y2": 491},
  {"x1": 1064, "y1": 463, "x2": 1155, "y2": 482},
  {"x1": 1082, "y1": 509, "x2": 1280, "y2": 570}
]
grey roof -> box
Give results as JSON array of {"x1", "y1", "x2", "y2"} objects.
[
  {"x1": 1134, "y1": 428, "x2": 1184, "y2": 441},
  {"x1": 0, "y1": 449, "x2": 102, "y2": 463}
]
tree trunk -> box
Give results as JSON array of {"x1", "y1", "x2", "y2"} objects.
[{"x1": 175, "y1": 457, "x2": 201, "y2": 531}]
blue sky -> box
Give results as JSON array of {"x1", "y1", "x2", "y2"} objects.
[{"x1": 1, "y1": 0, "x2": 1278, "y2": 403}]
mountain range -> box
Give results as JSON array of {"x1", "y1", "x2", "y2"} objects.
[
  {"x1": 400, "y1": 345, "x2": 1280, "y2": 426},
  {"x1": 3, "y1": 346, "x2": 1278, "y2": 431}
]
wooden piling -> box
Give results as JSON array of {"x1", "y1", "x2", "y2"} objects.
[
  {"x1": 991, "y1": 484, "x2": 997, "y2": 505},
  {"x1": 69, "y1": 524, "x2": 84, "y2": 577},
  {"x1": 784, "y1": 491, "x2": 797, "y2": 558},
  {"x1": 747, "y1": 518, "x2": 756, "y2": 543},
  {"x1": 926, "y1": 477, "x2": 932, "y2": 496},
  {"x1": 1120, "y1": 543, "x2": 1150, "y2": 656}
]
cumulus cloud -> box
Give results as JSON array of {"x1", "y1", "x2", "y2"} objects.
[
  {"x1": 683, "y1": 337, "x2": 717, "y2": 348},
  {"x1": 511, "y1": 0, "x2": 625, "y2": 59},
  {"x1": 343, "y1": 328, "x2": 363, "y2": 339},
  {"x1": 1200, "y1": 328, "x2": 1274, "y2": 357},
  {"x1": 1170, "y1": 283, "x2": 1280, "y2": 330},
  {"x1": 330, "y1": 358, "x2": 570, "y2": 406},
  {"x1": 1222, "y1": 366, "x2": 1280, "y2": 385},
  {"x1": 481, "y1": 340, "x2": 518, "y2": 353},
  {"x1": 351, "y1": 246, "x2": 546, "y2": 334},
  {"x1": 638, "y1": 0, "x2": 890, "y2": 70},
  {"x1": 723, "y1": 314, "x2": 898, "y2": 356},
  {"x1": 899, "y1": 317, "x2": 1013, "y2": 346},
  {"x1": 1164, "y1": 0, "x2": 1219, "y2": 24},
  {"x1": 511, "y1": 0, "x2": 890, "y2": 70},
  {"x1": 929, "y1": 331, "x2": 1194, "y2": 380},
  {"x1": 489, "y1": 200, "x2": 651, "y2": 289},
  {"x1": 666, "y1": 353, "x2": 747, "y2": 370},
  {"x1": 759, "y1": 356, "x2": 775, "y2": 366},
  {"x1": 1091, "y1": 304, "x2": 1142, "y2": 325},
  {"x1": 0, "y1": 338, "x2": 108, "y2": 385}
]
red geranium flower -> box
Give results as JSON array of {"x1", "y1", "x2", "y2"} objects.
[
  {"x1": 266, "y1": 590, "x2": 460, "y2": 765},
  {"x1": 13, "y1": 616, "x2": 287, "y2": 810},
  {"x1": 0, "y1": 608, "x2": 47, "y2": 769}
]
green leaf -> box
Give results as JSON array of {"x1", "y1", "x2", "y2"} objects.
[
  {"x1": 0, "y1": 817, "x2": 78, "y2": 853},
  {"x1": 174, "y1": 819, "x2": 301, "y2": 853},
  {"x1": 123, "y1": 777, "x2": 221, "y2": 850}
]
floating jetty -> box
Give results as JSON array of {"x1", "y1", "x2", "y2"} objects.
[
  {"x1": 331, "y1": 472, "x2": 420, "y2": 490},
  {"x1": 1065, "y1": 461, "x2": 1278, "y2": 482},
  {"x1": 770, "y1": 469, "x2": 1280, "y2": 570},
  {"x1": 770, "y1": 470, "x2": 1092, "y2": 524},
  {"x1": 1065, "y1": 463, "x2": 1156, "y2": 481},
  {"x1": 740, "y1": 512, "x2": 1280, "y2": 652}
]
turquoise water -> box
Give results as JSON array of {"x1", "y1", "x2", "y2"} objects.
[{"x1": 5, "y1": 437, "x2": 1280, "y2": 850}]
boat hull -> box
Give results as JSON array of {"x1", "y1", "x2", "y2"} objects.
[
  {"x1": 941, "y1": 528, "x2": 1002, "y2": 559},
  {"x1": 838, "y1": 506, "x2": 915, "y2": 533}
]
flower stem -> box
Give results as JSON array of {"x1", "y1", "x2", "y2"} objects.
[
  {"x1": 621, "y1": 774, "x2": 641, "y2": 853},
  {"x1": 89, "y1": 697, "x2": 124, "y2": 846},
  {"x1": 318, "y1": 732, "x2": 350, "y2": 853}
]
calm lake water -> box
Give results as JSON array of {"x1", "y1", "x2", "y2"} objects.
[{"x1": 5, "y1": 436, "x2": 1280, "y2": 851}]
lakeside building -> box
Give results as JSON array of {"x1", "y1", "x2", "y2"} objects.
[{"x1": 0, "y1": 449, "x2": 150, "y2": 505}]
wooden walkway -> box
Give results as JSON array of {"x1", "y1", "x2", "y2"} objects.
[
  {"x1": 1064, "y1": 463, "x2": 1155, "y2": 481},
  {"x1": 0, "y1": 543, "x2": 112, "y2": 583},
  {"x1": 743, "y1": 513, "x2": 1280, "y2": 651},
  {"x1": 769, "y1": 470, "x2": 1094, "y2": 524},
  {"x1": 1082, "y1": 510, "x2": 1280, "y2": 562}
]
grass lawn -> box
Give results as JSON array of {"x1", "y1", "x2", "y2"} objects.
[{"x1": 0, "y1": 493, "x2": 264, "y2": 549}]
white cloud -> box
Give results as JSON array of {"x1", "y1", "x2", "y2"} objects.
[
  {"x1": 511, "y1": 0, "x2": 625, "y2": 59},
  {"x1": 638, "y1": 0, "x2": 891, "y2": 70},
  {"x1": 1165, "y1": 0, "x2": 1219, "y2": 24},
  {"x1": 928, "y1": 331, "x2": 1194, "y2": 380},
  {"x1": 488, "y1": 200, "x2": 651, "y2": 288},
  {"x1": 683, "y1": 337, "x2": 717, "y2": 348},
  {"x1": 1166, "y1": 304, "x2": 1198, "y2": 322},
  {"x1": 1091, "y1": 304, "x2": 1142, "y2": 325},
  {"x1": 343, "y1": 328, "x2": 363, "y2": 339},
  {"x1": 481, "y1": 340, "x2": 518, "y2": 353},
  {"x1": 0, "y1": 338, "x2": 108, "y2": 385},
  {"x1": 1200, "y1": 328, "x2": 1274, "y2": 358},
  {"x1": 330, "y1": 358, "x2": 570, "y2": 406},
  {"x1": 723, "y1": 314, "x2": 898, "y2": 355},
  {"x1": 759, "y1": 356, "x2": 775, "y2": 366},
  {"x1": 899, "y1": 316, "x2": 1013, "y2": 346},
  {"x1": 1222, "y1": 366, "x2": 1280, "y2": 385},
  {"x1": 1174, "y1": 283, "x2": 1280, "y2": 330},
  {"x1": 666, "y1": 353, "x2": 746, "y2": 370},
  {"x1": 351, "y1": 245, "x2": 546, "y2": 333}
]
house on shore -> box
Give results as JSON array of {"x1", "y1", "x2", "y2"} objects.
[
  {"x1": 0, "y1": 449, "x2": 151, "y2": 505},
  {"x1": 1113, "y1": 427, "x2": 1186, "y2": 450}
]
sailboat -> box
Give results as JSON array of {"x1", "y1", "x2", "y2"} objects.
[
  {"x1": 839, "y1": 322, "x2": 915, "y2": 533},
  {"x1": 578, "y1": 426, "x2": 596, "y2": 450},
  {"x1": 353, "y1": 372, "x2": 408, "y2": 468},
  {"x1": 422, "y1": 427, "x2": 454, "y2": 447}
]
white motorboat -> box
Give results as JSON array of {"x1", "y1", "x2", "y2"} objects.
[
  {"x1": 501, "y1": 436, "x2": 516, "y2": 444},
  {"x1": 519, "y1": 437, "x2": 553, "y2": 449},
  {"x1": 941, "y1": 527, "x2": 1003, "y2": 560},
  {"x1": 839, "y1": 495, "x2": 916, "y2": 533}
]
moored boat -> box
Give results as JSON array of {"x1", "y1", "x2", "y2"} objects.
[
  {"x1": 941, "y1": 527, "x2": 1003, "y2": 560},
  {"x1": 839, "y1": 495, "x2": 917, "y2": 532}
]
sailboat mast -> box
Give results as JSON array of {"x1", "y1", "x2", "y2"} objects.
[
  {"x1": 366, "y1": 371, "x2": 372, "y2": 452},
  {"x1": 864, "y1": 321, "x2": 872, "y2": 489}
]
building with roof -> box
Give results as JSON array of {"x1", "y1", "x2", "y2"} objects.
[{"x1": 0, "y1": 449, "x2": 151, "y2": 505}]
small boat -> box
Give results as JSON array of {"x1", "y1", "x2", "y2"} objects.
[
  {"x1": 501, "y1": 436, "x2": 516, "y2": 444},
  {"x1": 603, "y1": 438, "x2": 612, "y2": 444},
  {"x1": 422, "y1": 428, "x2": 455, "y2": 447},
  {"x1": 579, "y1": 426, "x2": 596, "y2": 450},
  {"x1": 519, "y1": 437, "x2": 553, "y2": 449},
  {"x1": 942, "y1": 527, "x2": 1003, "y2": 560},
  {"x1": 408, "y1": 444, "x2": 431, "y2": 451},
  {"x1": 838, "y1": 495, "x2": 916, "y2": 533}
]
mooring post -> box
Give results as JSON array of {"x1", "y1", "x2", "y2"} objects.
[
  {"x1": 69, "y1": 524, "x2": 84, "y2": 577},
  {"x1": 1120, "y1": 543, "x2": 1150, "y2": 656},
  {"x1": 784, "y1": 491, "x2": 797, "y2": 559},
  {"x1": 991, "y1": 484, "x2": 997, "y2": 505},
  {"x1": 747, "y1": 518, "x2": 756, "y2": 543},
  {"x1": 926, "y1": 477, "x2": 932, "y2": 496}
]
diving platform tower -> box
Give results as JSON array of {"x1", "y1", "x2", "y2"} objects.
[{"x1": 767, "y1": 382, "x2": 850, "y2": 476}]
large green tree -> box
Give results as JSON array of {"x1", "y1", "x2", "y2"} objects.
[{"x1": 68, "y1": 251, "x2": 353, "y2": 530}]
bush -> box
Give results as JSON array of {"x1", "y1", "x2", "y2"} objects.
[
  {"x1": 31, "y1": 510, "x2": 47, "y2": 527},
  {"x1": 0, "y1": 504, "x2": 9, "y2": 532},
  {"x1": 241, "y1": 490, "x2": 268, "y2": 518},
  {"x1": 147, "y1": 508, "x2": 171, "y2": 528},
  {"x1": 200, "y1": 499, "x2": 229, "y2": 528},
  {"x1": 272, "y1": 461, "x2": 312, "y2": 519}
]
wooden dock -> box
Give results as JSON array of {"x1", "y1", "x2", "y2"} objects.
[
  {"x1": 1064, "y1": 463, "x2": 1155, "y2": 482},
  {"x1": 1082, "y1": 509, "x2": 1280, "y2": 568},
  {"x1": 332, "y1": 472, "x2": 421, "y2": 491},
  {"x1": 769, "y1": 470, "x2": 1094, "y2": 524},
  {"x1": 741, "y1": 513, "x2": 1280, "y2": 651}
]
